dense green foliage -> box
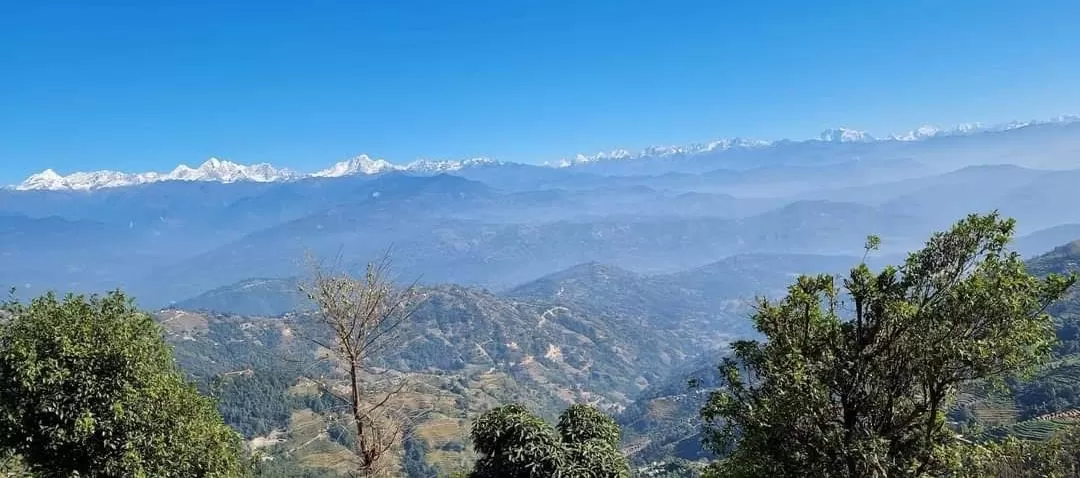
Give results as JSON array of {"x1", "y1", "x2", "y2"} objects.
[
  {"x1": 253, "y1": 454, "x2": 340, "y2": 478},
  {"x1": 0, "y1": 291, "x2": 250, "y2": 477},
  {"x1": 402, "y1": 430, "x2": 440, "y2": 478},
  {"x1": 700, "y1": 213, "x2": 1076, "y2": 478},
  {"x1": 210, "y1": 371, "x2": 295, "y2": 439},
  {"x1": 204, "y1": 368, "x2": 339, "y2": 442},
  {"x1": 470, "y1": 404, "x2": 564, "y2": 477},
  {"x1": 468, "y1": 403, "x2": 630, "y2": 477}
]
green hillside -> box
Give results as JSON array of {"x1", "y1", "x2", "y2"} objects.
[{"x1": 158, "y1": 277, "x2": 725, "y2": 476}]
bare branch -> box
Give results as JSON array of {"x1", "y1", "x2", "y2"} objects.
[{"x1": 296, "y1": 246, "x2": 423, "y2": 477}]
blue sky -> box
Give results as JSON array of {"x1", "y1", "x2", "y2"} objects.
[{"x1": 3, "y1": 0, "x2": 1080, "y2": 182}]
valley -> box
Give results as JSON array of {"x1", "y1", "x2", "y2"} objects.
[{"x1": 5, "y1": 119, "x2": 1080, "y2": 476}]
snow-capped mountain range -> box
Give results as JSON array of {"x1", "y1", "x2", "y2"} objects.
[
  {"x1": 553, "y1": 137, "x2": 773, "y2": 168},
  {"x1": 14, "y1": 156, "x2": 503, "y2": 191},
  {"x1": 16, "y1": 158, "x2": 303, "y2": 192},
  {"x1": 11, "y1": 115, "x2": 1080, "y2": 191},
  {"x1": 817, "y1": 115, "x2": 1080, "y2": 144}
]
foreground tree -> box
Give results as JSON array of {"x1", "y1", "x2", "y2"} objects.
[
  {"x1": 701, "y1": 212, "x2": 1076, "y2": 478},
  {"x1": 469, "y1": 403, "x2": 630, "y2": 477},
  {"x1": 0, "y1": 291, "x2": 249, "y2": 477},
  {"x1": 298, "y1": 252, "x2": 421, "y2": 477}
]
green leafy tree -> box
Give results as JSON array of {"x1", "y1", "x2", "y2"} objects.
[
  {"x1": 470, "y1": 404, "x2": 564, "y2": 478},
  {"x1": 559, "y1": 404, "x2": 627, "y2": 477},
  {"x1": 468, "y1": 403, "x2": 630, "y2": 478},
  {"x1": 0, "y1": 291, "x2": 250, "y2": 478},
  {"x1": 700, "y1": 212, "x2": 1076, "y2": 478}
]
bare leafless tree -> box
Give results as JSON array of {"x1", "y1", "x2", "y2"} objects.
[{"x1": 296, "y1": 249, "x2": 422, "y2": 477}]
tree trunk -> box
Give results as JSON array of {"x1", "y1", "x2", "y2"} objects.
[{"x1": 349, "y1": 360, "x2": 375, "y2": 477}]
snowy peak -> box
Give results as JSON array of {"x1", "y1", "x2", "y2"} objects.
[
  {"x1": 15, "y1": 157, "x2": 298, "y2": 191},
  {"x1": 404, "y1": 157, "x2": 500, "y2": 173},
  {"x1": 820, "y1": 128, "x2": 874, "y2": 143},
  {"x1": 310, "y1": 155, "x2": 502, "y2": 177},
  {"x1": 17, "y1": 169, "x2": 67, "y2": 191},
  {"x1": 170, "y1": 157, "x2": 298, "y2": 183},
  {"x1": 826, "y1": 114, "x2": 1080, "y2": 143},
  {"x1": 889, "y1": 125, "x2": 942, "y2": 142},
  {"x1": 555, "y1": 137, "x2": 773, "y2": 167},
  {"x1": 243, "y1": 162, "x2": 295, "y2": 182},
  {"x1": 13, "y1": 155, "x2": 503, "y2": 191},
  {"x1": 887, "y1": 115, "x2": 1080, "y2": 141},
  {"x1": 11, "y1": 114, "x2": 1080, "y2": 191},
  {"x1": 313, "y1": 155, "x2": 399, "y2": 177},
  {"x1": 568, "y1": 149, "x2": 635, "y2": 166},
  {"x1": 17, "y1": 168, "x2": 155, "y2": 191}
]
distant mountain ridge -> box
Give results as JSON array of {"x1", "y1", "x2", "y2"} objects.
[
  {"x1": 12, "y1": 114, "x2": 1079, "y2": 191},
  {"x1": 171, "y1": 252, "x2": 872, "y2": 341}
]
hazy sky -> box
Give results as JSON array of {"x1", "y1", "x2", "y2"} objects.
[{"x1": 3, "y1": 0, "x2": 1080, "y2": 182}]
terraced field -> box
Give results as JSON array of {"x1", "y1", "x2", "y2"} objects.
[
  {"x1": 1033, "y1": 359, "x2": 1080, "y2": 386},
  {"x1": 954, "y1": 366, "x2": 1080, "y2": 443},
  {"x1": 995, "y1": 419, "x2": 1072, "y2": 441},
  {"x1": 971, "y1": 397, "x2": 1021, "y2": 427}
]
